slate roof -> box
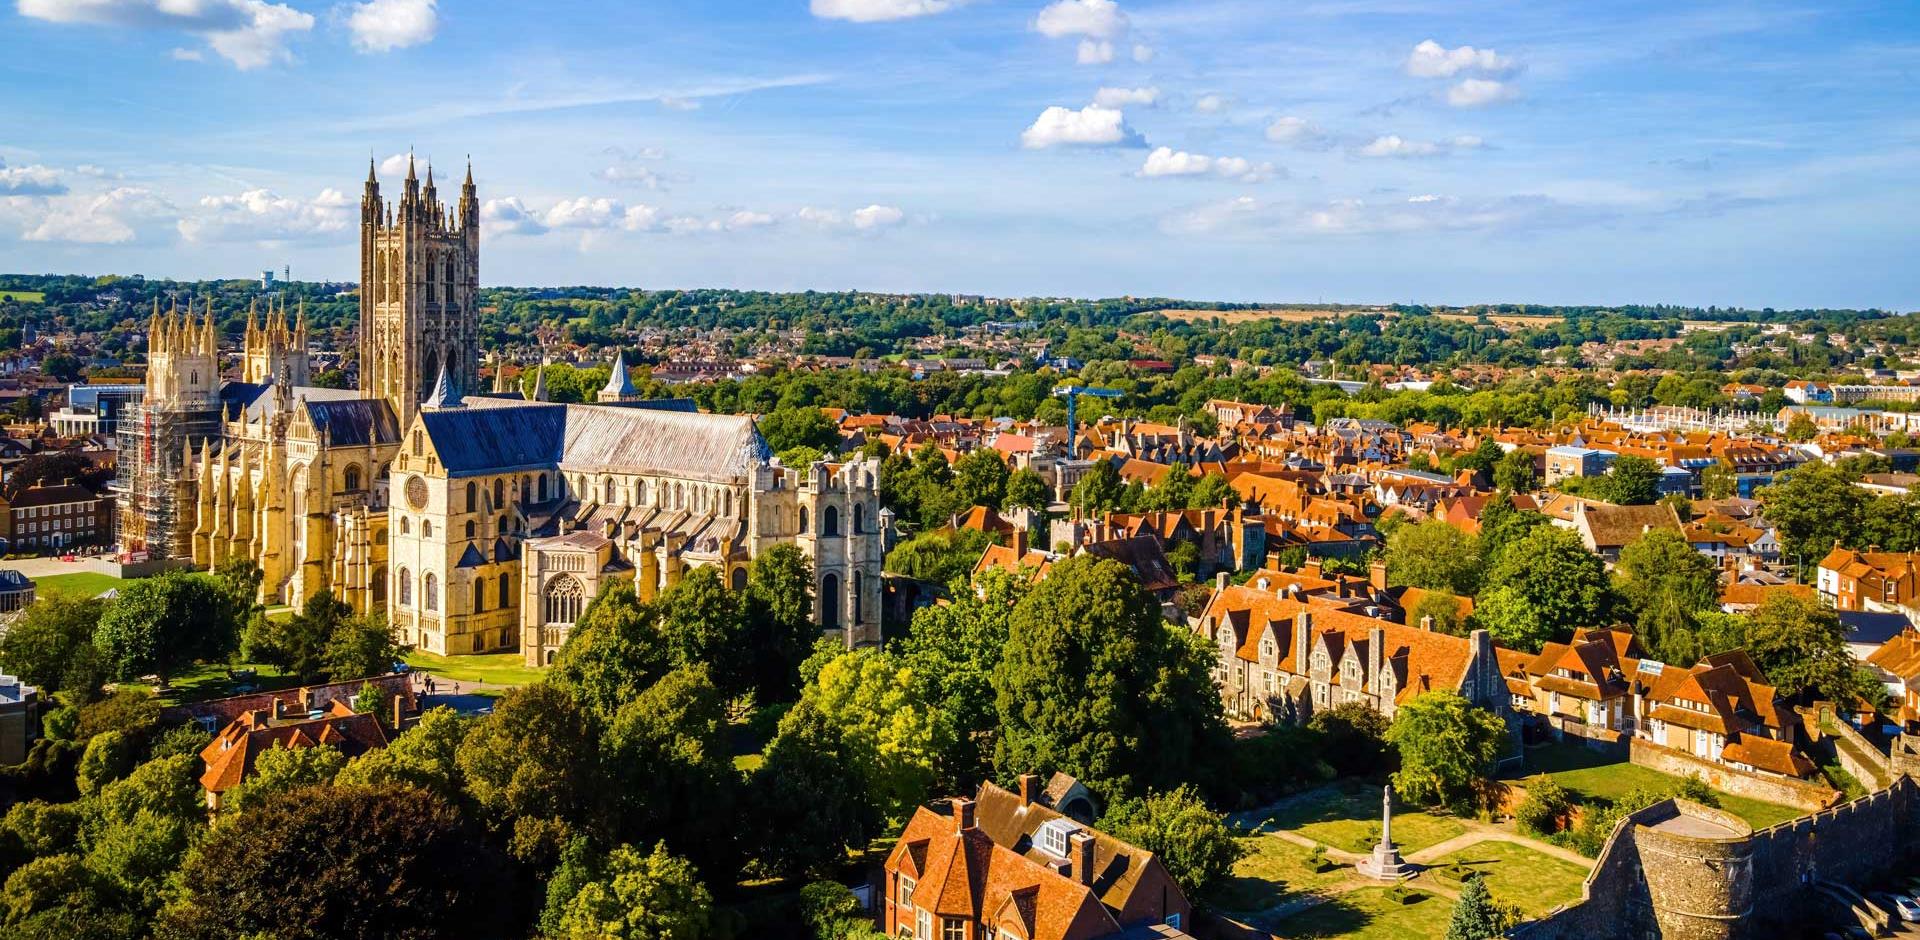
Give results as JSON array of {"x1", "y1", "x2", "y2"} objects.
[
  {"x1": 419, "y1": 402, "x2": 568, "y2": 476},
  {"x1": 305, "y1": 398, "x2": 401, "y2": 446},
  {"x1": 559, "y1": 404, "x2": 770, "y2": 485}
]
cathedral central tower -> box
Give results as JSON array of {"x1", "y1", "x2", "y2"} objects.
[{"x1": 358, "y1": 155, "x2": 480, "y2": 428}]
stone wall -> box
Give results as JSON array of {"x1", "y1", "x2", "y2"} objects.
[
  {"x1": 1629, "y1": 738, "x2": 1838, "y2": 811},
  {"x1": 1518, "y1": 776, "x2": 1919, "y2": 940}
]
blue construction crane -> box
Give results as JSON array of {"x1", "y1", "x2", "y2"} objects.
[{"x1": 1052, "y1": 384, "x2": 1122, "y2": 459}]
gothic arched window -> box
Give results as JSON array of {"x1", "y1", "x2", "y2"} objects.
[
  {"x1": 823, "y1": 505, "x2": 841, "y2": 538},
  {"x1": 398, "y1": 568, "x2": 413, "y2": 607},
  {"x1": 494, "y1": 478, "x2": 504, "y2": 506},
  {"x1": 473, "y1": 579, "x2": 485, "y2": 613},
  {"x1": 424, "y1": 573, "x2": 439, "y2": 612},
  {"x1": 499, "y1": 572, "x2": 512, "y2": 606},
  {"x1": 544, "y1": 574, "x2": 586, "y2": 625},
  {"x1": 603, "y1": 477, "x2": 615, "y2": 504},
  {"x1": 800, "y1": 506, "x2": 810, "y2": 534},
  {"x1": 466, "y1": 481, "x2": 478, "y2": 512},
  {"x1": 853, "y1": 570, "x2": 863, "y2": 624},
  {"x1": 466, "y1": 520, "x2": 476, "y2": 539},
  {"x1": 399, "y1": 517, "x2": 411, "y2": 536},
  {"x1": 423, "y1": 520, "x2": 434, "y2": 538},
  {"x1": 343, "y1": 465, "x2": 363, "y2": 492},
  {"x1": 821, "y1": 573, "x2": 840, "y2": 627},
  {"x1": 853, "y1": 503, "x2": 865, "y2": 534}
]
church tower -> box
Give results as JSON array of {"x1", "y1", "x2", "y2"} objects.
[{"x1": 358, "y1": 155, "x2": 480, "y2": 428}]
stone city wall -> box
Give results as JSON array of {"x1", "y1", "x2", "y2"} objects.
[{"x1": 1629, "y1": 738, "x2": 1838, "y2": 811}]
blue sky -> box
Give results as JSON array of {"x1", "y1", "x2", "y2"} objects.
[{"x1": 1, "y1": 0, "x2": 1915, "y2": 308}]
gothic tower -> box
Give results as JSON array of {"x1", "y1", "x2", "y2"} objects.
[
  {"x1": 358, "y1": 155, "x2": 480, "y2": 428},
  {"x1": 241, "y1": 295, "x2": 311, "y2": 385}
]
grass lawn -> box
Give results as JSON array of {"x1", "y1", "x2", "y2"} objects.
[
  {"x1": 1509, "y1": 742, "x2": 1806, "y2": 830},
  {"x1": 32, "y1": 571, "x2": 125, "y2": 598},
  {"x1": 0, "y1": 290, "x2": 45, "y2": 303},
  {"x1": 1211, "y1": 835, "x2": 1352, "y2": 914},
  {"x1": 403, "y1": 650, "x2": 543, "y2": 687},
  {"x1": 115, "y1": 661, "x2": 304, "y2": 704},
  {"x1": 1267, "y1": 886, "x2": 1450, "y2": 940},
  {"x1": 1425, "y1": 840, "x2": 1590, "y2": 917},
  {"x1": 1256, "y1": 785, "x2": 1467, "y2": 855}
]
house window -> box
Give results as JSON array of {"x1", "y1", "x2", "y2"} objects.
[
  {"x1": 898, "y1": 875, "x2": 915, "y2": 906},
  {"x1": 916, "y1": 909, "x2": 932, "y2": 940},
  {"x1": 942, "y1": 919, "x2": 964, "y2": 940}
]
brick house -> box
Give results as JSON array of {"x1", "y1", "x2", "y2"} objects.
[
  {"x1": 1636, "y1": 651, "x2": 1814, "y2": 779},
  {"x1": 1816, "y1": 546, "x2": 1920, "y2": 613},
  {"x1": 198, "y1": 697, "x2": 390, "y2": 811},
  {"x1": 882, "y1": 777, "x2": 1195, "y2": 940},
  {"x1": 1, "y1": 480, "x2": 113, "y2": 553}
]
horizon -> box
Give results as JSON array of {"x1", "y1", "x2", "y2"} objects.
[{"x1": 2, "y1": 0, "x2": 1916, "y2": 310}]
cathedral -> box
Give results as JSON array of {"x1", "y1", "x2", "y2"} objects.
[{"x1": 117, "y1": 158, "x2": 886, "y2": 660}]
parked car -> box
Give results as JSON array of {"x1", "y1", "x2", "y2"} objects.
[{"x1": 1883, "y1": 893, "x2": 1920, "y2": 923}]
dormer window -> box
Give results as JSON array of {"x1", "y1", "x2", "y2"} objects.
[{"x1": 1036, "y1": 818, "x2": 1081, "y2": 858}]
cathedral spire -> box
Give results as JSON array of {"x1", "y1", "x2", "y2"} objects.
[
  {"x1": 423, "y1": 361, "x2": 465, "y2": 410},
  {"x1": 531, "y1": 352, "x2": 550, "y2": 402},
  {"x1": 598, "y1": 349, "x2": 638, "y2": 402}
]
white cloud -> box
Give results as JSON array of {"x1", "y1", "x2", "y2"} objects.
[
  {"x1": 22, "y1": 186, "x2": 174, "y2": 244},
  {"x1": 658, "y1": 96, "x2": 701, "y2": 112},
  {"x1": 809, "y1": 0, "x2": 960, "y2": 22},
  {"x1": 1020, "y1": 104, "x2": 1142, "y2": 149},
  {"x1": 725, "y1": 210, "x2": 775, "y2": 230},
  {"x1": 344, "y1": 0, "x2": 437, "y2": 53},
  {"x1": 1265, "y1": 116, "x2": 1324, "y2": 146},
  {"x1": 1194, "y1": 94, "x2": 1228, "y2": 114},
  {"x1": 378, "y1": 153, "x2": 412, "y2": 177},
  {"x1": 1356, "y1": 134, "x2": 1440, "y2": 158},
  {"x1": 169, "y1": 46, "x2": 203, "y2": 61},
  {"x1": 1076, "y1": 39, "x2": 1114, "y2": 64},
  {"x1": 1446, "y1": 78, "x2": 1517, "y2": 107},
  {"x1": 0, "y1": 159, "x2": 67, "y2": 197},
  {"x1": 598, "y1": 149, "x2": 677, "y2": 190},
  {"x1": 543, "y1": 196, "x2": 625, "y2": 230},
  {"x1": 1139, "y1": 146, "x2": 1274, "y2": 182},
  {"x1": 1404, "y1": 39, "x2": 1514, "y2": 78},
  {"x1": 1131, "y1": 43, "x2": 1153, "y2": 63},
  {"x1": 20, "y1": 0, "x2": 315, "y2": 70},
  {"x1": 1450, "y1": 134, "x2": 1486, "y2": 150},
  {"x1": 480, "y1": 197, "x2": 546, "y2": 236},
  {"x1": 851, "y1": 204, "x2": 905, "y2": 229},
  {"x1": 1093, "y1": 86, "x2": 1159, "y2": 108},
  {"x1": 1035, "y1": 0, "x2": 1128, "y2": 39},
  {"x1": 177, "y1": 186, "x2": 352, "y2": 242},
  {"x1": 1164, "y1": 192, "x2": 1588, "y2": 238}
]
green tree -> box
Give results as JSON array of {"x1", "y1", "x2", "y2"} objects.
[
  {"x1": 993, "y1": 556, "x2": 1230, "y2": 800},
  {"x1": 1512, "y1": 775, "x2": 1571, "y2": 837},
  {"x1": 226, "y1": 743, "x2": 346, "y2": 812},
  {"x1": 1601, "y1": 455, "x2": 1663, "y2": 505},
  {"x1": 1068, "y1": 459, "x2": 1128, "y2": 516},
  {"x1": 1476, "y1": 526, "x2": 1610, "y2": 651},
  {"x1": 1384, "y1": 520, "x2": 1482, "y2": 594},
  {"x1": 324, "y1": 612, "x2": 407, "y2": 682},
  {"x1": 93, "y1": 571, "x2": 238, "y2": 683},
  {"x1": 897, "y1": 568, "x2": 1030, "y2": 786},
  {"x1": 457, "y1": 683, "x2": 604, "y2": 864},
  {"x1": 1784, "y1": 411, "x2": 1818, "y2": 442},
  {"x1": 1758, "y1": 463, "x2": 1871, "y2": 573},
  {"x1": 884, "y1": 527, "x2": 991, "y2": 588},
  {"x1": 1005, "y1": 468, "x2": 1051, "y2": 512},
  {"x1": 757, "y1": 406, "x2": 840, "y2": 456},
  {"x1": 604, "y1": 666, "x2": 737, "y2": 875},
  {"x1": 1614, "y1": 529, "x2": 1721, "y2": 664},
  {"x1": 952, "y1": 449, "x2": 1011, "y2": 510},
  {"x1": 1727, "y1": 593, "x2": 1878, "y2": 703},
  {"x1": 800, "y1": 649, "x2": 951, "y2": 821},
  {"x1": 334, "y1": 706, "x2": 469, "y2": 800},
  {"x1": 744, "y1": 543, "x2": 818, "y2": 701},
  {"x1": 1188, "y1": 472, "x2": 1236, "y2": 510},
  {"x1": 1700, "y1": 460, "x2": 1737, "y2": 500},
  {"x1": 0, "y1": 594, "x2": 109, "y2": 700},
  {"x1": 1306, "y1": 701, "x2": 1391, "y2": 777},
  {"x1": 1097, "y1": 786, "x2": 1243, "y2": 899},
  {"x1": 654, "y1": 568, "x2": 755, "y2": 699},
  {"x1": 1, "y1": 853, "x2": 140, "y2": 939},
  {"x1": 1492, "y1": 450, "x2": 1536, "y2": 493},
  {"x1": 1475, "y1": 497, "x2": 1545, "y2": 567},
  {"x1": 548, "y1": 581, "x2": 670, "y2": 722},
  {"x1": 1385, "y1": 691, "x2": 1508, "y2": 810},
  {"x1": 1411, "y1": 589, "x2": 1467, "y2": 636},
  {"x1": 746, "y1": 699, "x2": 880, "y2": 879},
  {"x1": 242, "y1": 590, "x2": 351, "y2": 682},
  {"x1": 162, "y1": 785, "x2": 510, "y2": 940},
  {"x1": 74, "y1": 730, "x2": 137, "y2": 797},
  {"x1": 552, "y1": 842, "x2": 713, "y2": 940},
  {"x1": 1444, "y1": 872, "x2": 1520, "y2": 940}
]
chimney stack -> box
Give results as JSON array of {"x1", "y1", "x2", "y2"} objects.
[
  {"x1": 1011, "y1": 525, "x2": 1028, "y2": 558},
  {"x1": 1419, "y1": 614, "x2": 1434, "y2": 632},
  {"x1": 1369, "y1": 560, "x2": 1388, "y2": 591},
  {"x1": 952, "y1": 798, "x2": 976, "y2": 834},
  {"x1": 1070, "y1": 831, "x2": 1096, "y2": 886},
  {"x1": 391, "y1": 692, "x2": 405, "y2": 730},
  {"x1": 1293, "y1": 610, "x2": 1312, "y2": 668},
  {"x1": 1018, "y1": 773, "x2": 1041, "y2": 806},
  {"x1": 1215, "y1": 570, "x2": 1229, "y2": 592}
]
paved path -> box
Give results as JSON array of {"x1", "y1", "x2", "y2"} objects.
[
  {"x1": 5, "y1": 554, "x2": 118, "y2": 578},
  {"x1": 1408, "y1": 824, "x2": 1595, "y2": 867},
  {"x1": 409, "y1": 674, "x2": 515, "y2": 716}
]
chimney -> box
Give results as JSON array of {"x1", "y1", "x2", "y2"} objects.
[
  {"x1": 272, "y1": 697, "x2": 284, "y2": 721},
  {"x1": 1293, "y1": 610, "x2": 1312, "y2": 668},
  {"x1": 1367, "y1": 626, "x2": 1384, "y2": 689},
  {"x1": 1419, "y1": 614, "x2": 1434, "y2": 632},
  {"x1": 1018, "y1": 773, "x2": 1041, "y2": 807},
  {"x1": 1070, "y1": 831, "x2": 1096, "y2": 885},
  {"x1": 1215, "y1": 571, "x2": 1229, "y2": 592},
  {"x1": 1011, "y1": 525, "x2": 1028, "y2": 558},
  {"x1": 391, "y1": 692, "x2": 405, "y2": 730},
  {"x1": 952, "y1": 798, "x2": 976, "y2": 833},
  {"x1": 1369, "y1": 560, "x2": 1388, "y2": 591}
]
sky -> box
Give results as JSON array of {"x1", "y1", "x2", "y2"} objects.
[{"x1": 0, "y1": 0, "x2": 1916, "y2": 308}]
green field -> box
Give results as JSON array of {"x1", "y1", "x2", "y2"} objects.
[
  {"x1": 31, "y1": 571, "x2": 125, "y2": 598},
  {"x1": 1254, "y1": 785, "x2": 1468, "y2": 855},
  {"x1": 1267, "y1": 887, "x2": 1450, "y2": 940},
  {"x1": 1212, "y1": 835, "x2": 1351, "y2": 914},
  {"x1": 1509, "y1": 742, "x2": 1806, "y2": 829},
  {"x1": 403, "y1": 650, "x2": 543, "y2": 687},
  {"x1": 1427, "y1": 840, "x2": 1589, "y2": 917},
  {"x1": 0, "y1": 290, "x2": 46, "y2": 303}
]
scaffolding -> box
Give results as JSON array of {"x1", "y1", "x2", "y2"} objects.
[{"x1": 114, "y1": 400, "x2": 220, "y2": 562}]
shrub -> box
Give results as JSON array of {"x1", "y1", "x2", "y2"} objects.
[{"x1": 1512, "y1": 775, "x2": 1571, "y2": 836}]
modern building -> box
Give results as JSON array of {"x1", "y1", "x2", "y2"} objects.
[
  {"x1": 47, "y1": 383, "x2": 144, "y2": 438},
  {"x1": 0, "y1": 673, "x2": 39, "y2": 766}
]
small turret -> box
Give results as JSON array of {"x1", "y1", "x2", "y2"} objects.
[
  {"x1": 423, "y1": 361, "x2": 464, "y2": 410},
  {"x1": 531, "y1": 352, "x2": 549, "y2": 402},
  {"x1": 598, "y1": 349, "x2": 640, "y2": 402}
]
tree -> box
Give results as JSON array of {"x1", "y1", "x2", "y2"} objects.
[
  {"x1": 798, "y1": 881, "x2": 884, "y2": 940},
  {"x1": 744, "y1": 544, "x2": 817, "y2": 701},
  {"x1": 1512, "y1": 775, "x2": 1571, "y2": 837},
  {"x1": 1411, "y1": 589, "x2": 1466, "y2": 636},
  {"x1": 1758, "y1": 463, "x2": 1871, "y2": 572},
  {"x1": 654, "y1": 568, "x2": 754, "y2": 699},
  {"x1": 1068, "y1": 459, "x2": 1128, "y2": 516},
  {"x1": 162, "y1": 785, "x2": 511, "y2": 940},
  {"x1": 552, "y1": 842, "x2": 713, "y2": 940},
  {"x1": 1701, "y1": 460, "x2": 1737, "y2": 500},
  {"x1": 0, "y1": 594, "x2": 109, "y2": 700},
  {"x1": 1306, "y1": 701, "x2": 1390, "y2": 777},
  {"x1": 1385, "y1": 691, "x2": 1508, "y2": 810},
  {"x1": 549, "y1": 581, "x2": 669, "y2": 722},
  {"x1": 1492, "y1": 450, "x2": 1536, "y2": 493},
  {"x1": 757, "y1": 406, "x2": 839, "y2": 456},
  {"x1": 1601, "y1": 455, "x2": 1662, "y2": 505},
  {"x1": 457, "y1": 683, "x2": 604, "y2": 864},
  {"x1": 74, "y1": 730, "x2": 137, "y2": 797},
  {"x1": 93, "y1": 571, "x2": 237, "y2": 683},
  {"x1": 226, "y1": 743, "x2": 346, "y2": 811},
  {"x1": 1614, "y1": 529, "x2": 1720, "y2": 664},
  {"x1": 952, "y1": 449, "x2": 1011, "y2": 510},
  {"x1": 1784, "y1": 411, "x2": 1818, "y2": 442},
  {"x1": 1384, "y1": 520, "x2": 1481, "y2": 595},
  {"x1": 1444, "y1": 873, "x2": 1520, "y2": 940},
  {"x1": 1005, "y1": 468, "x2": 1051, "y2": 512},
  {"x1": 1728, "y1": 593, "x2": 1876, "y2": 703},
  {"x1": 334, "y1": 706, "x2": 469, "y2": 800},
  {"x1": 746, "y1": 699, "x2": 880, "y2": 879},
  {"x1": 800, "y1": 649, "x2": 951, "y2": 821},
  {"x1": 1476, "y1": 526, "x2": 1610, "y2": 652},
  {"x1": 603, "y1": 667, "x2": 737, "y2": 875},
  {"x1": 993, "y1": 556, "x2": 1230, "y2": 800},
  {"x1": 1097, "y1": 786, "x2": 1243, "y2": 899},
  {"x1": 897, "y1": 568, "x2": 1030, "y2": 786},
  {"x1": 1475, "y1": 497, "x2": 1545, "y2": 567},
  {"x1": 324, "y1": 612, "x2": 407, "y2": 682},
  {"x1": 1, "y1": 853, "x2": 140, "y2": 940},
  {"x1": 243, "y1": 590, "x2": 351, "y2": 682},
  {"x1": 1188, "y1": 472, "x2": 1236, "y2": 510},
  {"x1": 884, "y1": 527, "x2": 991, "y2": 589}
]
